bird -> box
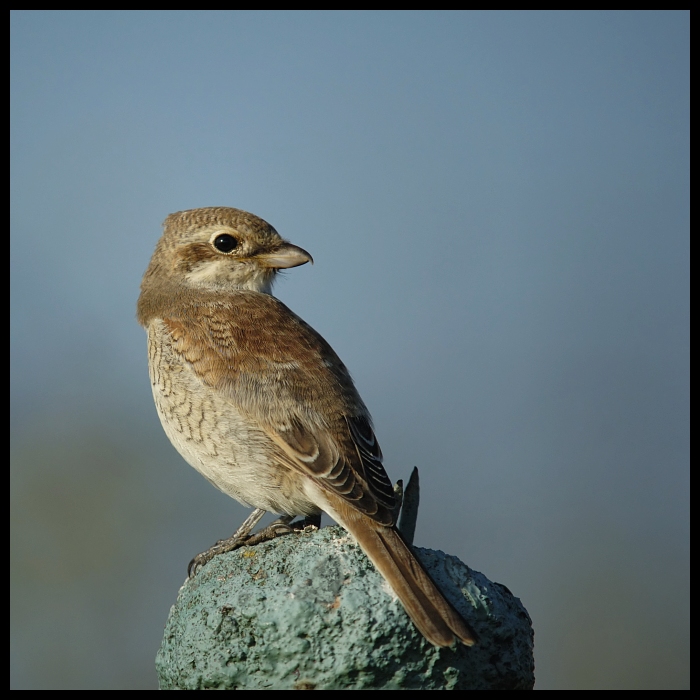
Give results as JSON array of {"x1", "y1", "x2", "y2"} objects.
[{"x1": 137, "y1": 206, "x2": 476, "y2": 647}]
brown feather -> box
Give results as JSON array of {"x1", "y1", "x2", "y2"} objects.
[
  {"x1": 324, "y1": 494, "x2": 477, "y2": 647},
  {"x1": 144, "y1": 291, "x2": 398, "y2": 525},
  {"x1": 138, "y1": 206, "x2": 477, "y2": 646}
]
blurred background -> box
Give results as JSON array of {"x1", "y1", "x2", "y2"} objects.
[{"x1": 11, "y1": 11, "x2": 688, "y2": 689}]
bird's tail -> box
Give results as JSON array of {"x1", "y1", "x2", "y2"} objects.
[{"x1": 333, "y1": 504, "x2": 477, "y2": 647}]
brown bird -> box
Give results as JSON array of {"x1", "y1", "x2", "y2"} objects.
[{"x1": 137, "y1": 207, "x2": 476, "y2": 647}]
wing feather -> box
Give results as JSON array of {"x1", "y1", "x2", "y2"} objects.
[{"x1": 160, "y1": 291, "x2": 397, "y2": 525}]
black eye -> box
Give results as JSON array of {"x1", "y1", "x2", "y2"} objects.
[{"x1": 213, "y1": 234, "x2": 238, "y2": 253}]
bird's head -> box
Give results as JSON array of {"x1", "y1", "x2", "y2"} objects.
[{"x1": 142, "y1": 207, "x2": 312, "y2": 295}]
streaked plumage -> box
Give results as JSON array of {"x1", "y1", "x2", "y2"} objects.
[{"x1": 138, "y1": 207, "x2": 476, "y2": 647}]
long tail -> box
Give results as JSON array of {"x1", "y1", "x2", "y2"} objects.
[{"x1": 330, "y1": 500, "x2": 477, "y2": 647}]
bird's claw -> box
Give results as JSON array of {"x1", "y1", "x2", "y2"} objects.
[
  {"x1": 187, "y1": 513, "x2": 322, "y2": 578},
  {"x1": 187, "y1": 532, "x2": 251, "y2": 577}
]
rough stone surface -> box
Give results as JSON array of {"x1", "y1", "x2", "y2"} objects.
[{"x1": 156, "y1": 526, "x2": 535, "y2": 689}]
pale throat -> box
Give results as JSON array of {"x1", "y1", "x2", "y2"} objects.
[{"x1": 185, "y1": 259, "x2": 276, "y2": 295}]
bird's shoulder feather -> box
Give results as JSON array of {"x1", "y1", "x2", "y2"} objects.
[{"x1": 155, "y1": 290, "x2": 398, "y2": 524}]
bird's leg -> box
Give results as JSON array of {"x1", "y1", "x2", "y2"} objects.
[
  {"x1": 188, "y1": 510, "x2": 324, "y2": 577},
  {"x1": 301, "y1": 512, "x2": 322, "y2": 530},
  {"x1": 244, "y1": 512, "x2": 321, "y2": 547},
  {"x1": 188, "y1": 507, "x2": 266, "y2": 577}
]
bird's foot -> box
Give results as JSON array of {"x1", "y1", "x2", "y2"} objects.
[
  {"x1": 244, "y1": 512, "x2": 320, "y2": 547},
  {"x1": 188, "y1": 508, "x2": 267, "y2": 577},
  {"x1": 188, "y1": 533, "x2": 250, "y2": 577},
  {"x1": 187, "y1": 511, "x2": 322, "y2": 578}
]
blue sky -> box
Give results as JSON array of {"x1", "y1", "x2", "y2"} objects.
[{"x1": 11, "y1": 11, "x2": 688, "y2": 689}]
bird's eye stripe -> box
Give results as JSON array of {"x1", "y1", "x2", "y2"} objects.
[{"x1": 213, "y1": 234, "x2": 238, "y2": 253}]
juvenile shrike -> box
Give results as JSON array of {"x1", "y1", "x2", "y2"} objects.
[{"x1": 137, "y1": 207, "x2": 476, "y2": 647}]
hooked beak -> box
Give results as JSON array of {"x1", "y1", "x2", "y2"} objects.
[{"x1": 256, "y1": 242, "x2": 313, "y2": 269}]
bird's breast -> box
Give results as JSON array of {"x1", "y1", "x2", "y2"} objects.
[{"x1": 146, "y1": 319, "x2": 319, "y2": 517}]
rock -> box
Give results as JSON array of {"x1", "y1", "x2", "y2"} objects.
[{"x1": 156, "y1": 525, "x2": 534, "y2": 690}]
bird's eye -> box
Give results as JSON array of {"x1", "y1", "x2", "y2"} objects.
[{"x1": 213, "y1": 234, "x2": 238, "y2": 253}]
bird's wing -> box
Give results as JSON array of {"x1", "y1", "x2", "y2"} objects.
[{"x1": 162, "y1": 291, "x2": 398, "y2": 525}]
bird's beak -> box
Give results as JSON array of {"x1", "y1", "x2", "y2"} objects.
[{"x1": 256, "y1": 243, "x2": 313, "y2": 269}]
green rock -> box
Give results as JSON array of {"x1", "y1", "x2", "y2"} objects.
[{"x1": 156, "y1": 526, "x2": 534, "y2": 689}]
